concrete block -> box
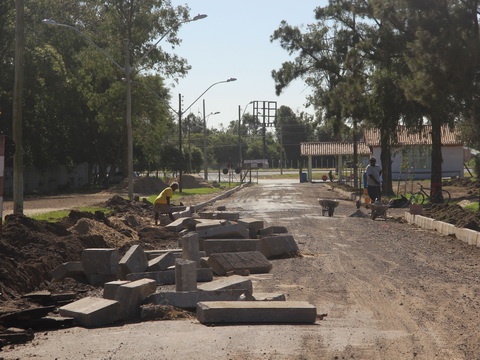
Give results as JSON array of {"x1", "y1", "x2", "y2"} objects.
[
  {"x1": 147, "y1": 289, "x2": 247, "y2": 309},
  {"x1": 203, "y1": 239, "x2": 262, "y2": 256},
  {"x1": 198, "y1": 274, "x2": 252, "y2": 293},
  {"x1": 118, "y1": 245, "x2": 148, "y2": 279},
  {"x1": 198, "y1": 212, "x2": 240, "y2": 221},
  {"x1": 59, "y1": 297, "x2": 121, "y2": 327},
  {"x1": 414, "y1": 215, "x2": 424, "y2": 228},
  {"x1": 86, "y1": 274, "x2": 118, "y2": 286},
  {"x1": 176, "y1": 207, "x2": 192, "y2": 219},
  {"x1": 258, "y1": 226, "x2": 288, "y2": 237},
  {"x1": 103, "y1": 280, "x2": 130, "y2": 300},
  {"x1": 207, "y1": 251, "x2": 272, "y2": 276},
  {"x1": 454, "y1": 227, "x2": 468, "y2": 243},
  {"x1": 434, "y1": 220, "x2": 455, "y2": 235},
  {"x1": 423, "y1": 217, "x2": 436, "y2": 231},
  {"x1": 148, "y1": 252, "x2": 175, "y2": 271},
  {"x1": 195, "y1": 223, "x2": 249, "y2": 242},
  {"x1": 145, "y1": 249, "x2": 182, "y2": 259},
  {"x1": 195, "y1": 219, "x2": 230, "y2": 231},
  {"x1": 237, "y1": 218, "x2": 264, "y2": 238},
  {"x1": 196, "y1": 301, "x2": 317, "y2": 324},
  {"x1": 115, "y1": 279, "x2": 157, "y2": 319},
  {"x1": 404, "y1": 212, "x2": 415, "y2": 224},
  {"x1": 164, "y1": 217, "x2": 198, "y2": 232},
  {"x1": 260, "y1": 234, "x2": 299, "y2": 259},
  {"x1": 51, "y1": 261, "x2": 83, "y2": 281},
  {"x1": 464, "y1": 228, "x2": 480, "y2": 246},
  {"x1": 81, "y1": 248, "x2": 118, "y2": 276},
  {"x1": 175, "y1": 259, "x2": 197, "y2": 292},
  {"x1": 250, "y1": 292, "x2": 286, "y2": 301},
  {"x1": 181, "y1": 232, "x2": 200, "y2": 265},
  {"x1": 127, "y1": 268, "x2": 213, "y2": 284}
]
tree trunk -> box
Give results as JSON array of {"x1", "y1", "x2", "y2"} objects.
[{"x1": 430, "y1": 118, "x2": 443, "y2": 203}]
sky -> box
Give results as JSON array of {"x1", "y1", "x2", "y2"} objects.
[{"x1": 166, "y1": 0, "x2": 329, "y2": 130}]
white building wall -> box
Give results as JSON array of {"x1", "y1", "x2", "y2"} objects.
[{"x1": 372, "y1": 145, "x2": 464, "y2": 180}]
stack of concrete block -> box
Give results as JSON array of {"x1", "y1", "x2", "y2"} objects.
[{"x1": 59, "y1": 278, "x2": 157, "y2": 327}]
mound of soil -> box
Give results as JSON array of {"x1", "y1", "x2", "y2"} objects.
[{"x1": 0, "y1": 197, "x2": 179, "y2": 303}]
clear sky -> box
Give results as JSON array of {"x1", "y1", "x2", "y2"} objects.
[{"x1": 166, "y1": 0, "x2": 329, "y2": 130}]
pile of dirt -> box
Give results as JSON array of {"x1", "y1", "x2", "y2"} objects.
[
  {"x1": 423, "y1": 204, "x2": 480, "y2": 231},
  {"x1": 0, "y1": 197, "x2": 179, "y2": 303}
]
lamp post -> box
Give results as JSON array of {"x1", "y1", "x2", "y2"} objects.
[
  {"x1": 238, "y1": 101, "x2": 253, "y2": 170},
  {"x1": 203, "y1": 102, "x2": 220, "y2": 181},
  {"x1": 42, "y1": 14, "x2": 207, "y2": 199},
  {"x1": 177, "y1": 77, "x2": 237, "y2": 191}
]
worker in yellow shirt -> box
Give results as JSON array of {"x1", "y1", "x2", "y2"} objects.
[{"x1": 153, "y1": 182, "x2": 179, "y2": 225}]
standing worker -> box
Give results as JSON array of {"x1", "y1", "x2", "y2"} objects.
[
  {"x1": 365, "y1": 157, "x2": 382, "y2": 203},
  {"x1": 153, "y1": 182, "x2": 179, "y2": 225}
]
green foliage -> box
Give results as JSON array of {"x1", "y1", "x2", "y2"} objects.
[{"x1": 31, "y1": 207, "x2": 112, "y2": 222}]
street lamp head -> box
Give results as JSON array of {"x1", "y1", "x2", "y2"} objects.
[
  {"x1": 192, "y1": 14, "x2": 208, "y2": 21},
  {"x1": 213, "y1": 111, "x2": 220, "y2": 115},
  {"x1": 227, "y1": 78, "x2": 237, "y2": 82},
  {"x1": 42, "y1": 19, "x2": 57, "y2": 25}
]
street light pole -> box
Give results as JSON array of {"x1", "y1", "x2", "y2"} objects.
[
  {"x1": 177, "y1": 77, "x2": 237, "y2": 191},
  {"x1": 42, "y1": 14, "x2": 207, "y2": 199},
  {"x1": 203, "y1": 101, "x2": 219, "y2": 181}
]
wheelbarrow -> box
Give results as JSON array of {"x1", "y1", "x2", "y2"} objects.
[
  {"x1": 369, "y1": 202, "x2": 389, "y2": 220},
  {"x1": 318, "y1": 199, "x2": 339, "y2": 217}
]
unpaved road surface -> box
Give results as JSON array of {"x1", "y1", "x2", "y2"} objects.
[{"x1": 3, "y1": 180, "x2": 480, "y2": 359}]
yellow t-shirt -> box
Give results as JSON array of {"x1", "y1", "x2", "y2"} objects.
[{"x1": 154, "y1": 187, "x2": 173, "y2": 205}]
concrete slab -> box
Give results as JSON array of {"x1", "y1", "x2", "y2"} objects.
[
  {"x1": 115, "y1": 279, "x2": 157, "y2": 319},
  {"x1": 258, "y1": 226, "x2": 288, "y2": 237},
  {"x1": 147, "y1": 289, "x2": 247, "y2": 309},
  {"x1": 181, "y1": 232, "x2": 200, "y2": 265},
  {"x1": 103, "y1": 280, "x2": 130, "y2": 300},
  {"x1": 195, "y1": 219, "x2": 230, "y2": 231},
  {"x1": 197, "y1": 212, "x2": 239, "y2": 221},
  {"x1": 118, "y1": 245, "x2": 148, "y2": 279},
  {"x1": 59, "y1": 297, "x2": 121, "y2": 327},
  {"x1": 207, "y1": 251, "x2": 272, "y2": 276},
  {"x1": 260, "y1": 234, "x2": 299, "y2": 259},
  {"x1": 237, "y1": 218, "x2": 264, "y2": 238},
  {"x1": 195, "y1": 223, "x2": 249, "y2": 242},
  {"x1": 145, "y1": 249, "x2": 182, "y2": 258},
  {"x1": 203, "y1": 239, "x2": 262, "y2": 256},
  {"x1": 148, "y1": 252, "x2": 175, "y2": 271},
  {"x1": 197, "y1": 275, "x2": 253, "y2": 294},
  {"x1": 250, "y1": 292, "x2": 286, "y2": 301},
  {"x1": 51, "y1": 261, "x2": 83, "y2": 282},
  {"x1": 81, "y1": 248, "x2": 118, "y2": 276},
  {"x1": 196, "y1": 301, "x2": 317, "y2": 324},
  {"x1": 175, "y1": 259, "x2": 197, "y2": 292},
  {"x1": 86, "y1": 274, "x2": 118, "y2": 286},
  {"x1": 164, "y1": 217, "x2": 198, "y2": 232},
  {"x1": 126, "y1": 268, "x2": 213, "y2": 284}
]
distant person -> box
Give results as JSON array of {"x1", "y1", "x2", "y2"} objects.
[
  {"x1": 153, "y1": 182, "x2": 179, "y2": 225},
  {"x1": 328, "y1": 170, "x2": 334, "y2": 182},
  {"x1": 366, "y1": 157, "x2": 382, "y2": 203}
]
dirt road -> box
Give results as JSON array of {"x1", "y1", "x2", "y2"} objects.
[{"x1": 3, "y1": 180, "x2": 480, "y2": 359}]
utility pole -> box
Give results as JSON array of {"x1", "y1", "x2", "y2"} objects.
[
  {"x1": 13, "y1": 0, "x2": 25, "y2": 214},
  {"x1": 178, "y1": 93, "x2": 183, "y2": 192}
]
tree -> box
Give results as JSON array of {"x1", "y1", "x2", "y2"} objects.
[{"x1": 383, "y1": 0, "x2": 477, "y2": 201}]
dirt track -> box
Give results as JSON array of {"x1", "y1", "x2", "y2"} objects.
[{"x1": 2, "y1": 180, "x2": 480, "y2": 359}]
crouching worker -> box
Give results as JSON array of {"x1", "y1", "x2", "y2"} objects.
[{"x1": 154, "y1": 182, "x2": 179, "y2": 225}]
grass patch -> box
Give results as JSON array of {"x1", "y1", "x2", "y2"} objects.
[
  {"x1": 464, "y1": 202, "x2": 480, "y2": 212},
  {"x1": 31, "y1": 206, "x2": 112, "y2": 222}
]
